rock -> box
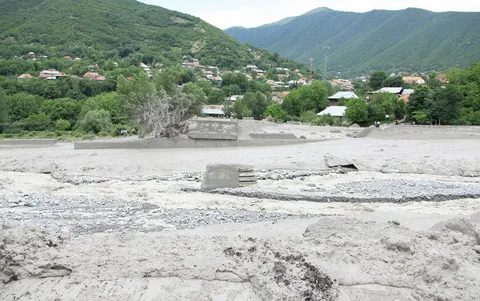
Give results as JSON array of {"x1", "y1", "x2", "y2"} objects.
[
  {"x1": 349, "y1": 124, "x2": 361, "y2": 129},
  {"x1": 473, "y1": 245, "x2": 480, "y2": 254},
  {"x1": 431, "y1": 218, "x2": 480, "y2": 245},
  {"x1": 330, "y1": 129, "x2": 341, "y2": 134}
]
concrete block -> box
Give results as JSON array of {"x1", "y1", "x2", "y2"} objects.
[{"x1": 202, "y1": 164, "x2": 257, "y2": 190}]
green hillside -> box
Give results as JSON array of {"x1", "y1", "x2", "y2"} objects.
[
  {"x1": 0, "y1": 0, "x2": 303, "y2": 70},
  {"x1": 225, "y1": 8, "x2": 480, "y2": 76}
]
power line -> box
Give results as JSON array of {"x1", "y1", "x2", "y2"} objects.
[{"x1": 323, "y1": 46, "x2": 330, "y2": 81}]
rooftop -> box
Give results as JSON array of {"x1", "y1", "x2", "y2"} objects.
[
  {"x1": 317, "y1": 106, "x2": 347, "y2": 117},
  {"x1": 329, "y1": 91, "x2": 358, "y2": 100}
]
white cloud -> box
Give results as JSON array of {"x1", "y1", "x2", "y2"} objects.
[{"x1": 140, "y1": 0, "x2": 480, "y2": 29}]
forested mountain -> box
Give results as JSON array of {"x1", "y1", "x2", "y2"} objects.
[
  {"x1": 0, "y1": 0, "x2": 302, "y2": 70},
  {"x1": 225, "y1": 8, "x2": 480, "y2": 76}
]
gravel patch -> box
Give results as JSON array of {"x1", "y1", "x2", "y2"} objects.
[{"x1": 0, "y1": 193, "x2": 319, "y2": 235}]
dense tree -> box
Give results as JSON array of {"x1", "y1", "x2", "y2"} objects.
[
  {"x1": 6, "y1": 93, "x2": 44, "y2": 121},
  {"x1": 406, "y1": 85, "x2": 433, "y2": 119},
  {"x1": 41, "y1": 98, "x2": 80, "y2": 123},
  {"x1": 346, "y1": 98, "x2": 368, "y2": 124},
  {"x1": 80, "y1": 92, "x2": 122, "y2": 123},
  {"x1": 154, "y1": 67, "x2": 181, "y2": 96},
  {"x1": 21, "y1": 112, "x2": 52, "y2": 131},
  {"x1": 232, "y1": 99, "x2": 252, "y2": 119},
  {"x1": 383, "y1": 76, "x2": 404, "y2": 88},
  {"x1": 369, "y1": 71, "x2": 387, "y2": 90},
  {"x1": 0, "y1": 89, "x2": 7, "y2": 133},
  {"x1": 207, "y1": 89, "x2": 226, "y2": 105},
  {"x1": 430, "y1": 85, "x2": 463, "y2": 124},
  {"x1": 244, "y1": 92, "x2": 271, "y2": 120},
  {"x1": 264, "y1": 103, "x2": 287, "y2": 121},
  {"x1": 281, "y1": 81, "x2": 328, "y2": 117},
  {"x1": 221, "y1": 73, "x2": 248, "y2": 93},
  {"x1": 78, "y1": 109, "x2": 112, "y2": 134}
]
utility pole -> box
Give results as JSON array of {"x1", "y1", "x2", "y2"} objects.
[
  {"x1": 309, "y1": 58, "x2": 313, "y2": 82},
  {"x1": 323, "y1": 46, "x2": 330, "y2": 81}
]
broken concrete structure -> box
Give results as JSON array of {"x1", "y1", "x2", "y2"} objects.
[
  {"x1": 187, "y1": 118, "x2": 238, "y2": 140},
  {"x1": 202, "y1": 164, "x2": 257, "y2": 190}
]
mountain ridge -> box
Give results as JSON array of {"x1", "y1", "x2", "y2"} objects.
[
  {"x1": 0, "y1": 0, "x2": 304, "y2": 70},
  {"x1": 225, "y1": 7, "x2": 480, "y2": 76}
]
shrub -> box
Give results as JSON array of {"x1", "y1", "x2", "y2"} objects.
[
  {"x1": 55, "y1": 119, "x2": 71, "y2": 131},
  {"x1": 312, "y1": 114, "x2": 334, "y2": 126},
  {"x1": 78, "y1": 109, "x2": 112, "y2": 134},
  {"x1": 300, "y1": 110, "x2": 318, "y2": 123}
]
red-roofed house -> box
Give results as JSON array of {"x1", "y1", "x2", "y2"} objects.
[{"x1": 83, "y1": 72, "x2": 105, "y2": 81}]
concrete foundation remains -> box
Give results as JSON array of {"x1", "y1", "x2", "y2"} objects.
[
  {"x1": 187, "y1": 118, "x2": 238, "y2": 140},
  {"x1": 0, "y1": 139, "x2": 57, "y2": 146},
  {"x1": 250, "y1": 133, "x2": 298, "y2": 139},
  {"x1": 202, "y1": 164, "x2": 257, "y2": 190}
]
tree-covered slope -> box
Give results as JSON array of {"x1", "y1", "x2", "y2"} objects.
[
  {"x1": 225, "y1": 8, "x2": 480, "y2": 76},
  {"x1": 0, "y1": 0, "x2": 303, "y2": 70}
]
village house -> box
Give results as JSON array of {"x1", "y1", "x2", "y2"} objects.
[
  {"x1": 330, "y1": 79, "x2": 354, "y2": 91},
  {"x1": 83, "y1": 72, "x2": 105, "y2": 81},
  {"x1": 202, "y1": 105, "x2": 225, "y2": 118},
  {"x1": 228, "y1": 95, "x2": 244, "y2": 102},
  {"x1": 39, "y1": 69, "x2": 65, "y2": 80},
  {"x1": 402, "y1": 76, "x2": 426, "y2": 86},
  {"x1": 271, "y1": 91, "x2": 290, "y2": 103},
  {"x1": 245, "y1": 64, "x2": 257, "y2": 71},
  {"x1": 213, "y1": 76, "x2": 223, "y2": 84},
  {"x1": 399, "y1": 89, "x2": 414, "y2": 102},
  {"x1": 370, "y1": 87, "x2": 404, "y2": 96},
  {"x1": 317, "y1": 106, "x2": 348, "y2": 125},
  {"x1": 17, "y1": 74, "x2": 33, "y2": 80},
  {"x1": 436, "y1": 74, "x2": 448, "y2": 84},
  {"x1": 328, "y1": 91, "x2": 359, "y2": 106}
]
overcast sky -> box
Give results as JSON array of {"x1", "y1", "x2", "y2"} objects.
[{"x1": 139, "y1": 0, "x2": 480, "y2": 29}]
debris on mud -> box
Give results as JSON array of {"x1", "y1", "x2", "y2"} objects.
[{"x1": 0, "y1": 227, "x2": 69, "y2": 284}]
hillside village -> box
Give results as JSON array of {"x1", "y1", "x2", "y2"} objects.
[
  {"x1": 0, "y1": 46, "x2": 475, "y2": 141},
  {"x1": 11, "y1": 51, "x2": 449, "y2": 120}
]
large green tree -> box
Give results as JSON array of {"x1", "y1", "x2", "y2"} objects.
[
  {"x1": 369, "y1": 71, "x2": 387, "y2": 90},
  {"x1": 406, "y1": 85, "x2": 433, "y2": 119},
  {"x1": 281, "y1": 81, "x2": 328, "y2": 117},
  {"x1": 346, "y1": 98, "x2": 368, "y2": 124},
  {"x1": 244, "y1": 92, "x2": 271, "y2": 120},
  {"x1": 42, "y1": 98, "x2": 81, "y2": 123},
  {"x1": 6, "y1": 93, "x2": 45, "y2": 121}
]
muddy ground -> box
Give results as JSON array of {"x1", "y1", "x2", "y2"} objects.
[{"x1": 1, "y1": 123, "x2": 480, "y2": 300}]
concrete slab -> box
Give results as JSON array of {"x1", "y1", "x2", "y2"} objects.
[{"x1": 325, "y1": 156, "x2": 358, "y2": 170}]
